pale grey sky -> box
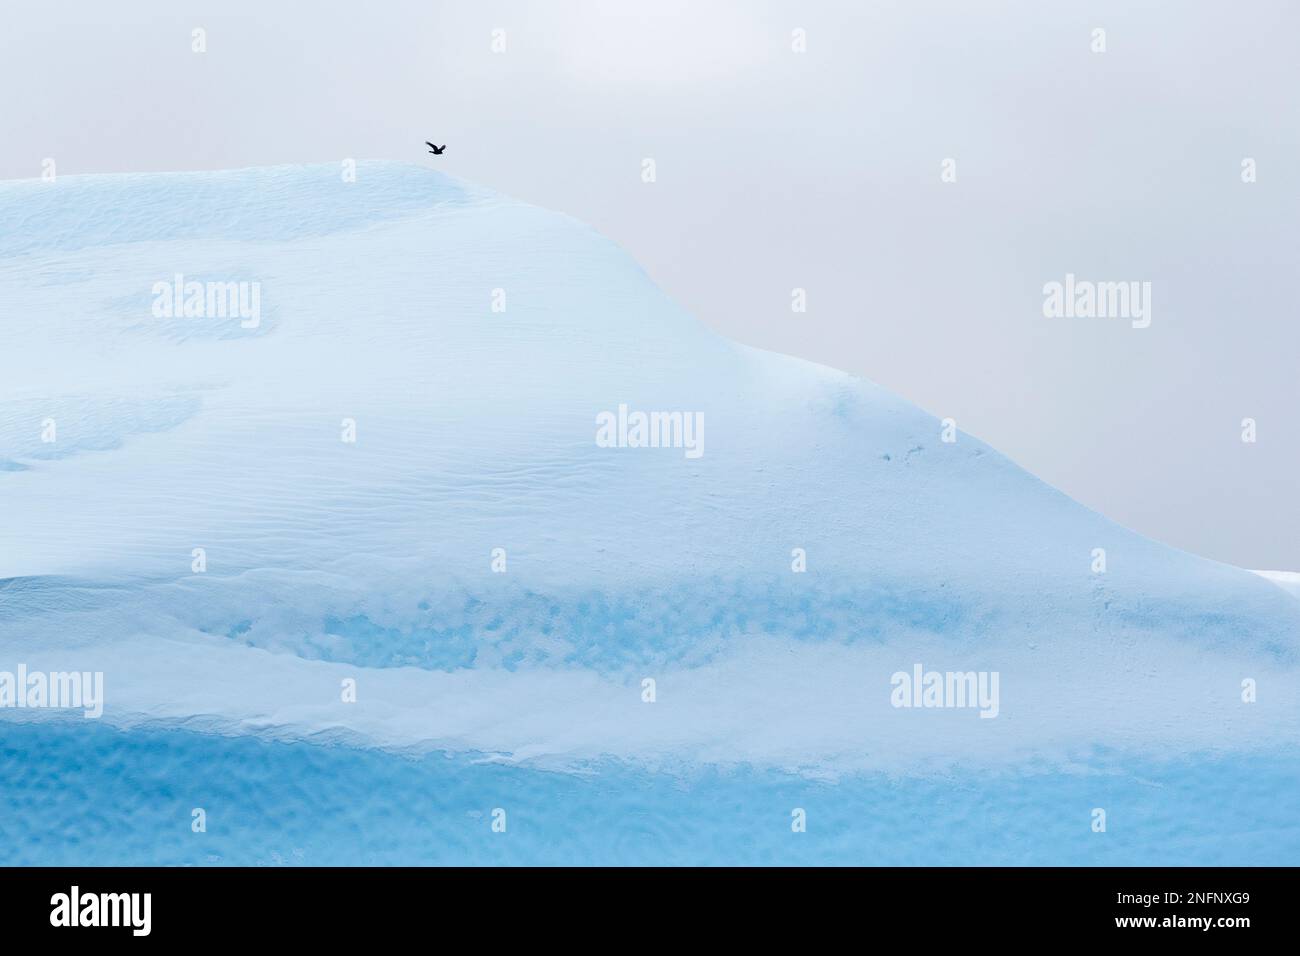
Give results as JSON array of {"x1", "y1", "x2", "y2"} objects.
[{"x1": 4, "y1": 0, "x2": 1297, "y2": 568}]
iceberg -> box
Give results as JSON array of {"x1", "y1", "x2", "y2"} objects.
[{"x1": 1, "y1": 162, "x2": 1296, "y2": 864}]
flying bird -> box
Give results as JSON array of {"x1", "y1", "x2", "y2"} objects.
[{"x1": 425, "y1": 142, "x2": 446, "y2": 155}]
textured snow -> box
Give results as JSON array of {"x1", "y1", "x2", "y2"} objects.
[{"x1": 1, "y1": 162, "x2": 1297, "y2": 864}]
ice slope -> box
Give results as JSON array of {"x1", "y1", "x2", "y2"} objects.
[
  {"x1": 1, "y1": 162, "x2": 1297, "y2": 864},
  {"x1": 1255, "y1": 570, "x2": 1300, "y2": 601}
]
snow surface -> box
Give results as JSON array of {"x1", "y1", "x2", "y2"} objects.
[
  {"x1": 1254, "y1": 569, "x2": 1300, "y2": 601},
  {"x1": 1, "y1": 162, "x2": 1297, "y2": 864}
]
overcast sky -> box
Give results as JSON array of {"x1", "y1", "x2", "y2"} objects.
[{"x1": 5, "y1": 0, "x2": 1297, "y2": 569}]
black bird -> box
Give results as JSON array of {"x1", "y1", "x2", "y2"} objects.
[{"x1": 425, "y1": 142, "x2": 446, "y2": 155}]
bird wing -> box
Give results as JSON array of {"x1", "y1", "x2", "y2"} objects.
[{"x1": 425, "y1": 142, "x2": 436, "y2": 149}]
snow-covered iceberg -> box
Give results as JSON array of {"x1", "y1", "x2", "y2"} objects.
[{"x1": 1, "y1": 162, "x2": 1296, "y2": 864}]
